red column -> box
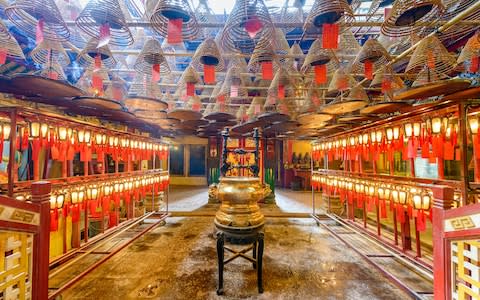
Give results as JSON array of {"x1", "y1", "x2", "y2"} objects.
[
  {"x1": 432, "y1": 185, "x2": 454, "y2": 300},
  {"x1": 31, "y1": 181, "x2": 52, "y2": 300}
]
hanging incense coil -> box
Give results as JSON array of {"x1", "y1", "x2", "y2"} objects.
[
  {"x1": 134, "y1": 38, "x2": 171, "y2": 77},
  {"x1": 0, "y1": 17, "x2": 10, "y2": 41},
  {"x1": 350, "y1": 38, "x2": 391, "y2": 78},
  {"x1": 321, "y1": 85, "x2": 368, "y2": 115},
  {"x1": 191, "y1": 38, "x2": 225, "y2": 72},
  {"x1": 458, "y1": 32, "x2": 480, "y2": 67},
  {"x1": 421, "y1": 0, "x2": 480, "y2": 46},
  {"x1": 381, "y1": 0, "x2": 444, "y2": 37},
  {"x1": 77, "y1": 38, "x2": 117, "y2": 68},
  {"x1": 337, "y1": 28, "x2": 361, "y2": 63},
  {"x1": 370, "y1": 67, "x2": 405, "y2": 91},
  {"x1": 301, "y1": 39, "x2": 338, "y2": 73},
  {"x1": 405, "y1": 35, "x2": 457, "y2": 77},
  {"x1": 37, "y1": 61, "x2": 67, "y2": 81},
  {"x1": 75, "y1": 0, "x2": 134, "y2": 46},
  {"x1": 304, "y1": 0, "x2": 354, "y2": 31},
  {"x1": 219, "y1": 0, "x2": 275, "y2": 53},
  {"x1": 150, "y1": 0, "x2": 199, "y2": 41},
  {"x1": 0, "y1": 21, "x2": 25, "y2": 60},
  {"x1": 128, "y1": 74, "x2": 163, "y2": 99},
  {"x1": 286, "y1": 43, "x2": 305, "y2": 72},
  {"x1": 5, "y1": 0, "x2": 70, "y2": 42},
  {"x1": 326, "y1": 68, "x2": 356, "y2": 97},
  {"x1": 247, "y1": 36, "x2": 278, "y2": 74},
  {"x1": 267, "y1": 67, "x2": 293, "y2": 99},
  {"x1": 30, "y1": 39, "x2": 70, "y2": 66},
  {"x1": 220, "y1": 65, "x2": 249, "y2": 98}
]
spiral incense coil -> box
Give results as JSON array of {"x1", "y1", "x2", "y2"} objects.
[
  {"x1": 236, "y1": 105, "x2": 247, "y2": 122},
  {"x1": 219, "y1": 0, "x2": 275, "y2": 53},
  {"x1": 405, "y1": 35, "x2": 457, "y2": 77},
  {"x1": 0, "y1": 20, "x2": 25, "y2": 60},
  {"x1": 75, "y1": 0, "x2": 134, "y2": 46},
  {"x1": 30, "y1": 39, "x2": 70, "y2": 66},
  {"x1": 303, "y1": 0, "x2": 355, "y2": 31},
  {"x1": 150, "y1": 0, "x2": 199, "y2": 41},
  {"x1": 220, "y1": 65, "x2": 249, "y2": 98},
  {"x1": 369, "y1": 66, "x2": 405, "y2": 90},
  {"x1": 321, "y1": 85, "x2": 369, "y2": 115},
  {"x1": 301, "y1": 39, "x2": 338, "y2": 73},
  {"x1": 287, "y1": 43, "x2": 305, "y2": 72},
  {"x1": 458, "y1": 32, "x2": 480, "y2": 66},
  {"x1": 421, "y1": 0, "x2": 480, "y2": 45},
  {"x1": 180, "y1": 65, "x2": 202, "y2": 84},
  {"x1": 336, "y1": 28, "x2": 361, "y2": 67},
  {"x1": 5, "y1": 0, "x2": 70, "y2": 42},
  {"x1": 191, "y1": 38, "x2": 225, "y2": 72},
  {"x1": 77, "y1": 38, "x2": 117, "y2": 68},
  {"x1": 134, "y1": 38, "x2": 171, "y2": 77},
  {"x1": 350, "y1": 38, "x2": 391, "y2": 77},
  {"x1": 37, "y1": 61, "x2": 67, "y2": 81},
  {"x1": 247, "y1": 36, "x2": 278, "y2": 73},
  {"x1": 247, "y1": 96, "x2": 266, "y2": 119},
  {"x1": 326, "y1": 68, "x2": 357, "y2": 97},
  {"x1": 411, "y1": 66, "x2": 449, "y2": 87},
  {"x1": 267, "y1": 68, "x2": 292, "y2": 99},
  {"x1": 128, "y1": 74, "x2": 163, "y2": 99},
  {"x1": 381, "y1": 0, "x2": 444, "y2": 37},
  {"x1": 0, "y1": 17, "x2": 10, "y2": 41}
]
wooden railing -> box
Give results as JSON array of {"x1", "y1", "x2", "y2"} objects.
[
  {"x1": 432, "y1": 186, "x2": 480, "y2": 300},
  {"x1": 0, "y1": 181, "x2": 51, "y2": 300}
]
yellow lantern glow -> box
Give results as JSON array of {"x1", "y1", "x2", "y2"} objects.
[
  {"x1": 58, "y1": 127, "x2": 68, "y2": 141},
  {"x1": 78, "y1": 130, "x2": 85, "y2": 143},
  {"x1": 30, "y1": 122, "x2": 40, "y2": 138},
  {"x1": 404, "y1": 123, "x2": 413, "y2": 137},
  {"x1": 413, "y1": 123, "x2": 421, "y2": 137},
  {"x1": 469, "y1": 117, "x2": 479, "y2": 134},
  {"x1": 3, "y1": 124, "x2": 10, "y2": 140},
  {"x1": 432, "y1": 117, "x2": 442, "y2": 134}
]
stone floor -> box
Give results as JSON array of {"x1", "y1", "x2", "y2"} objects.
[{"x1": 58, "y1": 187, "x2": 412, "y2": 300}]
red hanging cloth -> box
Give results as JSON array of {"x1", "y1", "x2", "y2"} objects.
[
  {"x1": 186, "y1": 82, "x2": 195, "y2": 96},
  {"x1": 0, "y1": 48, "x2": 7, "y2": 65},
  {"x1": 364, "y1": 60, "x2": 373, "y2": 80},
  {"x1": 322, "y1": 24, "x2": 339, "y2": 49},
  {"x1": 261, "y1": 61, "x2": 273, "y2": 80},
  {"x1": 152, "y1": 64, "x2": 160, "y2": 82},
  {"x1": 278, "y1": 84, "x2": 285, "y2": 99},
  {"x1": 314, "y1": 65, "x2": 327, "y2": 84},
  {"x1": 470, "y1": 56, "x2": 479, "y2": 73},
  {"x1": 203, "y1": 65, "x2": 216, "y2": 84},
  {"x1": 36, "y1": 19, "x2": 44, "y2": 45},
  {"x1": 167, "y1": 19, "x2": 183, "y2": 44},
  {"x1": 98, "y1": 23, "x2": 111, "y2": 48}
]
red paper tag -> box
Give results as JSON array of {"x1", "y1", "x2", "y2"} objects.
[
  {"x1": 186, "y1": 82, "x2": 195, "y2": 96},
  {"x1": 36, "y1": 19, "x2": 44, "y2": 45},
  {"x1": 384, "y1": 8, "x2": 391, "y2": 18},
  {"x1": 337, "y1": 76, "x2": 349, "y2": 91},
  {"x1": 112, "y1": 87, "x2": 123, "y2": 100},
  {"x1": 204, "y1": 64, "x2": 215, "y2": 84},
  {"x1": 98, "y1": 23, "x2": 111, "y2": 48},
  {"x1": 470, "y1": 56, "x2": 479, "y2": 73},
  {"x1": 314, "y1": 64, "x2": 327, "y2": 84},
  {"x1": 322, "y1": 23, "x2": 339, "y2": 49},
  {"x1": 218, "y1": 94, "x2": 226, "y2": 103},
  {"x1": 261, "y1": 61, "x2": 273, "y2": 80},
  {"x1": 0, "y1": 49, "x2": 7, "y2": 65},
  {"x1": 245, "y1": 16, "x2": 263, "y2": 39},
  {"x1": 278, "y1": 84, "x2": 285, "y2": 99},
  {"x1": 364, "y1": 60, "x2": 373, "y2": 80},
  {"x1": 152, "y1": 64, "x2": 160, "y2": 82},
  {"x1": 167, "y1": 19, "x2": 183, "y2": 44},
  {"x1": 230, "y1": 85, "x2": 238, "y2": 97}
]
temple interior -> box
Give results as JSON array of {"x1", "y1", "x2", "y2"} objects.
[{"x1": 0, "y1": 0, "x2": 479, "y2": 299}]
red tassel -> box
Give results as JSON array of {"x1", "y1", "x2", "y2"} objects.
[
  {"x1": 36, "y1": 19, "x2": 44, "y2": 45},
  {"x1": 50, "y1": 208, "x2": 58, "y2": 232},
  {"x1": 186, "y1": 82, "x2": 195, "y2": 96},
  {"x1": 152, "y1": 64, "x2": 160, "y2": 82},
  {"x1": 245, "y1": 16, "x2": 263, "y2": 39},
  {"x1": 98, "y1": 23, "x2": 111, "y2": 48},
  {"x1": 470, "y1": 56, "x2": 479, "y2": 73},
  {"x1": 322, "y1": 24, "x2": 339, "y2": 49},
  {"x1": 72, "y1": 204, "x2": 80, "y2": 223},
  {"x1": 337, "y1": 75, "x2": 349, "y2": 91},
  {"x1": 314, "y1": 65, "x2": 327, "y2": 84},
  {"x1": 167, "y1": 19, "x2": 183, "y2": 44},
  {"x1": 203, "y1": 65, "x2": 215, "y2": 84},
  {"x1": 364, "y1": 60, "x2": 373, "y2": 80},
  {"x1": 278, "y1": 84, "x2": 285, "y2": 99},
  {"x1": 380, "y1": 200, "x2": 387, "y2": 219},
  {"x1": 261, "y1": 61, "x2": 273, "y2": 80},
  {"x1": 94, "y1": 54, "x2": 102, "y2": 70},
  {"x1": 0, "y1": 48, "x2": 7, "y2": 65}
]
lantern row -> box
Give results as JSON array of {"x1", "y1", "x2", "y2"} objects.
[
  {"x1": 312, "y1": 116, "x2": 458, "y2": 163},
  {"x1": 311, "y1": 173, "x2": 432, "y2": 231},
  {"x1": 46, "y1": 172, "x2": 170, "y2": 231}
]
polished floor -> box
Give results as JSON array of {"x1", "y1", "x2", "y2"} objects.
[{"x1": 58, "y1": 186, "x2": 412, "y2": 299}]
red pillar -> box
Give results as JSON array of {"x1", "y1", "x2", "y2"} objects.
[
  {"x1": 31, "y1": 181, "x2": 52, "y2": 300},
  {"x1": 432, "y1": 185, "x2": 454, "y2": 300}
]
